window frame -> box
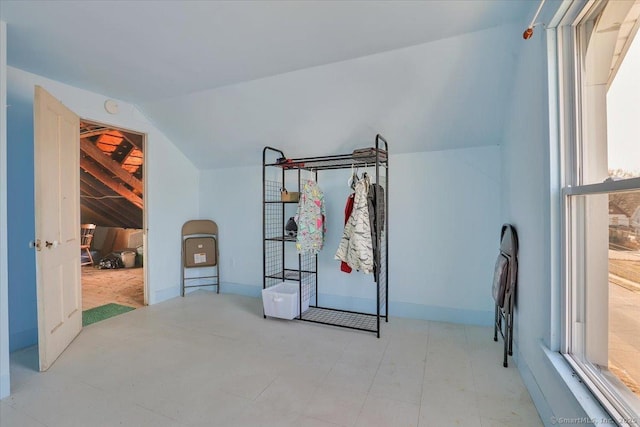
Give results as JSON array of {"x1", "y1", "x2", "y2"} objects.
[{"x1": 557, "y1": 0, "x2": 640, "y2": 423}]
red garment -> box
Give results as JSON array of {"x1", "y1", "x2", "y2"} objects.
[{"x1": 340, "y1": 194, "x2": 355, "y2": 273}]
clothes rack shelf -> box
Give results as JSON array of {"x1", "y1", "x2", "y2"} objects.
[{"x1": 262, "y1": 134, "x2": 389, "y2": 337}]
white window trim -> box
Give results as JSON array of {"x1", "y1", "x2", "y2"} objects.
[
  {"x1": 565, "y1": 177, "x2": 640, "y2": 196},
  {"x1": 557, "y1": 0, "x2": 640, "y2": 424}
]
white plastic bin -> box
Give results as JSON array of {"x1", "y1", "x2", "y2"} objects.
[
  {"x1": 121, "y1": 250, "x2": 136, "y2": 268},
  {"x1": 262, "y1": 282, "x2": 310, "y2": 320}
]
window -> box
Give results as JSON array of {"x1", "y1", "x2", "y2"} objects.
[{"x1": 560, "y1": 0, "x2": 640, "y2": 423}]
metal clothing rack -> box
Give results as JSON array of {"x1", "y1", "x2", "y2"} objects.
[{"x1": 262, "y1": 134, "x2": 389, "y2": 337}]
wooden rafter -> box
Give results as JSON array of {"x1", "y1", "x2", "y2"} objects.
[
  {"x1": 80, "y1": 157, "x2": 143, "y2": 209},
  {"x1": 80, "y1": 174, "x2": 142, "y2": 220},
  {"x1": 80, "y1": 187, "x2": 141, "y2": 228},
  {"x1": 121, "y1": 133, "x2": 143, "y2": 151},
  {"x1": 81, "y1": 195, "x2": 137, "y2": 229},
  {"x1": 80, "y1": 129, "x2": 110, "y2": 139},
  {"x1": 80, "y1": 202, "x2": 118, "y2": 228},
  {"x1": 80, "y1": 138, "x2": 143, "y2": 193}
]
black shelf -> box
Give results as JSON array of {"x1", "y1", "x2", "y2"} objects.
[
  {"x1": 266, "y1": 269, "x2": 316, "y2": 281},
  {"x1": 262, "y1": 134, "x2": 389, "y2": 338},
  {"x1": 266, "y1": 150, "x2": 388, "y2": 171},
  {"x1": 265, "y1": 236, "x2": 296, "y2": 242},
  {"x1": 301, "y1": 307, "x2": 381, "y2": 333}
]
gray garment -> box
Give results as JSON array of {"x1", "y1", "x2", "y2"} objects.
[{"x1": 367, "y1": 183, "x2": 385, "y2": 279}]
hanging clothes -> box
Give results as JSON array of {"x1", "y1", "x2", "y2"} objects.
[
  {"x1": 295, "y1": 179, "x2": 326, "y2": 254},
  {"x1": 340, "y1": 193, "x2": 355, "y2": 273},
  {"x1": 367, "y1": 183, "x2": 385, "y2": 279},
  {"x1": 335, "y1": 175, "x2": 374, "y2": 274}
]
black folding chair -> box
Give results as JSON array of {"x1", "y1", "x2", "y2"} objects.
[{"x1": 492, "y1": 224, "x2": 518, "y2": 367}]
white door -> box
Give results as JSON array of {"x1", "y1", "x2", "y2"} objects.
[{"x1": 34, "y1": 86, "x2": 82, "y2": 371}]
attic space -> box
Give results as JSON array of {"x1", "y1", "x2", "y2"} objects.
[{"x1": 79, "y1": 120, "x2": 143, "y2": 229}]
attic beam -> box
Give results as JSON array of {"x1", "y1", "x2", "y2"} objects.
[
  {"x1": 80, "y1": 203, "x2": 115, "y2": 228},
  {"x1": 80, "y1": 129, "x2": 110, "y2": 139},
  {"x1": 81, "y1": 195, "x2": 136, "y2": 229},
  {"x1": 80, "y1": 138, "x2": 143, "y2": 193},
  {"x1": 80, "y1": 158, "x2": 144, "y2": 209},
  {"x1": 80, "y1": 174, "x2": 142, "y2": 219},
  {"x1": 121, "y1": 133, "x2": 143, "y2": 151},
  {"x1": 82, "y1": 200, "x2": 127, "y2": 227}
]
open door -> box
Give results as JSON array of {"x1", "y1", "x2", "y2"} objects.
[{"x1": 34, "y1": 86, "x2": 82, "y2": 371}]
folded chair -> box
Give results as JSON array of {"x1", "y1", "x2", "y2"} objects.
[
  {"x1": 181, "y1": 220, "x2": 220, "y2": 296},
  {"x1": 492, "y1": 224, "x2": 519, "y2": 367}
]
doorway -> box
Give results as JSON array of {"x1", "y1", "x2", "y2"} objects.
[{"x1": 79, "y1": 120, "x2": 146, "y2": 319}]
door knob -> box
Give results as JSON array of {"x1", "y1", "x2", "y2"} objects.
[{"x1": 45, "y1": 241, "x2": 53, "y2": 248}]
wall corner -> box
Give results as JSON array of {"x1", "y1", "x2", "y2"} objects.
[{"x1": 1, "y1": 20, "x2": 12, "y2": 399}]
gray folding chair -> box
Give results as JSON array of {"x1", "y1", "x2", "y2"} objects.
[
  {"x1": 181, "y1": 220, "x2": 220, "y2": 296},
  {"x1": 492, "y1": 224, "x2": 518, "y2": 367}
]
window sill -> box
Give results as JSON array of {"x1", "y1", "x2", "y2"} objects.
[{"x1": 541, "y1": 343, "x2": 615, "y2": 424}]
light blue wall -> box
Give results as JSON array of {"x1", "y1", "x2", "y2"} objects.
[
  {"x1": 192, "y1": 23, "x2": 511, "y2": 326},
  {"x1": 5, "y1": 66, "x2": 201, "y2": 353},
  {"x1": 6, "y1": 82, "x2": 36, "y2": 351},
  {"x1": 1, "y1": 20, "x2": 11, "y2": 399},
  {"x1": 501, "y1": 19, "x2": 604, "y2": 425},
  {"x1": 389, "y1": 148, "x2": 501, "y2": 323},
  {"x1": 200, "y1": 146, "x2": 501, "y2": 326}
]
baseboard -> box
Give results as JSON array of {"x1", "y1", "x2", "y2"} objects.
[
  {"x1": 9, "y1": 327, "x2": 37, "y2": 352},
  {"x1": 515, "y1": 341, "x2": 553, "y2": 426},
  {"x1": 152, "y1": 286, "x2": 180, "y2": 304},
  {"x1": 0, "y1": 372, "x2": 9, "y2": 399},
  {"x1": 390, "y1": 300, "x2": 493, "y2": 326},
  {"x1": 220, "y1": 282, "x2": 493, "y2": 326},
  {"x1": 219, "y1": 282, "x2": 261, "y2": 298}
]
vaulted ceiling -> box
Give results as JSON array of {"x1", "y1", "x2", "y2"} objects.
[{"x1": 1, "y1": 0, "x2": 543, "y2": 168}]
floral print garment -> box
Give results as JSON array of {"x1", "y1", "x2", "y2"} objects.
[{"x1": 295, "y1": 179, "x2": 326, "y2": 254}]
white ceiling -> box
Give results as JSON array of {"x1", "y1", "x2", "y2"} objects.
[
  {"x1": 1, "y1": 0, "x2": 540, "y2": 168},
  {"x1": 142, "y1": 23, "x2": 523, "y2": 168}
]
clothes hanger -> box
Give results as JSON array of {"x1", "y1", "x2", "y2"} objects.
[{"x1": 349, "y1": 165, "x2": 360, "y2": 190}]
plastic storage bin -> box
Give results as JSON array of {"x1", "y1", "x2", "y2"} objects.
[
  {"x1": 262, "y1": 282, "x2": 309, "y2": 320},
  {"x1": 120, "y1": 250, "x2": 136, "y2": 268}
]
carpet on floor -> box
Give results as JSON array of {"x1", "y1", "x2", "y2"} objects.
[{"x1": 83, "y1": 303, "x2": 135, "y2": 326}]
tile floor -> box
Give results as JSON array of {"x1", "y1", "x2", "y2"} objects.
[{"x1": 0, "y1": 292, "x2": 543, "y2": 427}]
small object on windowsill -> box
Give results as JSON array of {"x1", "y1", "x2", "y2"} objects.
[{"x1": 604, "y1": 176, "x2": 623, "y2": 182}]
